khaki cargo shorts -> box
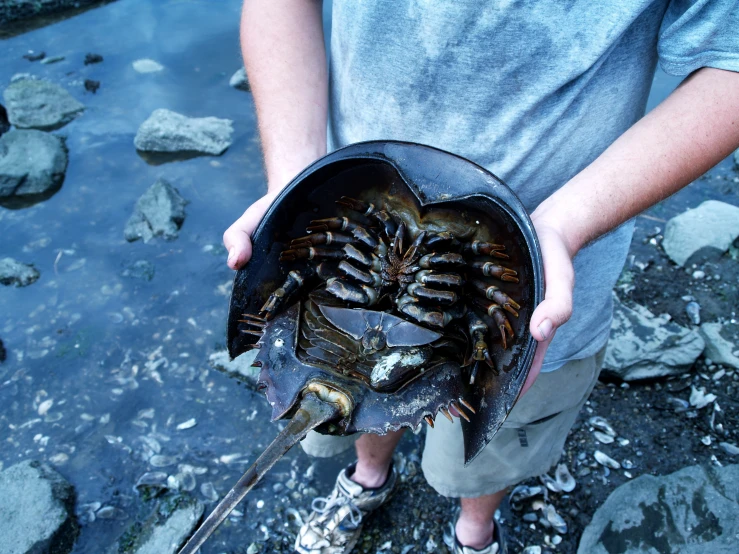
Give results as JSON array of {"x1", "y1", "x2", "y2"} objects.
[{"x1": 300, "y1": 347, "x2": 606, "y2": 498}]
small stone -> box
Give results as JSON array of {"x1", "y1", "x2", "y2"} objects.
[
  {"x1": 0, "y1": 258, "x2": 40, "y2": 287},
  {"x1": 23, "y1": 51, "x2": 45, "y2": 61},
  {"x1": 132, "y1": 59, "x2": 164, "y2": 73},
  {"x1": 83, "y1": 79, "x2": 100, "y2": 94},
  {"x1": 124, "y1": 178, "x2": 187, "y2": 243},
  {"x1": 719, "y1": 442, "x2": 739, "y2": 456},
  {"x1": 3, "y1": 77, "x2": 84, "y2": 130},
  {"x1": 84, "y1": 53, "x2": 103, "y2": 65},
  {"x1": 685, "y1": 302, "x2": 701, "y2": 325},
  {"x1": 663, "y1": 201, "x2": 739, "y2": 266},
  {"x1": 175, "y1": 418, "x2": 197, "y2": 430},
  {"x1": 134, "y1": 108, "x2": 233, "y2": 155},
  {"x1": 692, "y1": 270, "x2": 705, "y2": 280},
  {"x1": 229, "y1": 68, "x2": 250, "y2": 91},
  {"x1": 701, "y1": 436, "x2": 712, "y2": 446}
]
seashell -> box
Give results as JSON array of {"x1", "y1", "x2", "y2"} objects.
[
  {"x1": 685, "y1": 301, "x2": 701, "y2": 325},
  {"x1": 593, "y1": 431, "x2": 614, "y2": 444},
  {"x1": 665, "y1": 396, "x2": 690, "y2": 412},
  {"x1": 201, "y1": 482, "x2": 219, "y2": 502},
  {"x1": 522, "y1": 547, "x2": 542, "y2": 554},
  {"x1": 621, "y1": 459, "x2": 635, "y2": 469},
  {"x1": 689, "y1": 386, "x2": 717, "y2": 409},
  {"x1": 594, "y1": 450, "x2": 620, "y2": 469},
  {"x1": 539, "y1": 473, "x2": 561, "y2": 493},
  {"x1": 510, "y1": 485, "x2": 546, "y2": 510},
  {"x1": 588, "y1": 416, "x2": 616, "y2": 437},
  {"x1": 149, "y1": 454, "x2": 177, "y2": 467},
  {"x1": 96, "y1": 506, "x2": 128, "y2": 520},
  {"x1": 555, "y1": 463, "x2": 576, "y2": 493},
  {"x1": 167, "y1": 474, "x2": 181, "y2": 490},
  {"x1": 37, "y1": 399, "x2": 53, "y2": 416},
  {"x1": 531, "y1": 499, "x2": 547, "y2": 511},
  {"x1": 176, "y1": 418, "x2": 197, "y2": 430},
  {"x1": 177, "y1": 471, "x2": 196, "y2": 491},
  {"x1": 551, "y1": 535, "x2": 562, "y2": 546},
  {"x1": 137, "y1": 408, "x2": 155, "y2": 419},
  {"x1": 49, "y1": 453, "x2": 69, "y2": 465},
  {"x1": 544, "y1": 504, "x2": 568, "y2": 534},
  {"x1": 139, "y1": 436, "x2": 162, "y2": 454},
  {"x1": 617, "y1": 437, "x2": 630, "y2": 446},
  {"x1": 135, "y1": 471, "x2": 169, "y2": 498},
  {"x1": 701, "y1": 436, "x2": 712, "y2": 446},
  {"x1": 219, "y1": 453, "x2": 246, "y2": 464}
]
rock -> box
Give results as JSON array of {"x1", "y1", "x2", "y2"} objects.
[
  {"x1": 662, "y1": 201, "x2": 739, "y2": 266},
  {"x1": 0, "y1": 1, "x2": 112, "y2": 26},
  {"x1": 209, "y1": 349, "x2": 260, "y2": 387},
  {"x1": 0, "y1": 337, "x2": 6, "y2": 362},
  {"x1": 0, "y1": 460, "x2": 79, "y2": 554},
  {"x1": 700, "y1": 323, "x2": 739, "y2": 370},
  {"x1": 132, "y1": 59, "x2": 164, "y2": 73},
  {"x1": 23, "y1": 51, "x2": 45, "y2": 62},
  {"x1": 0, "y1": 130, "x2": 68, "y2": 205},
  {"x1": 229, "y1": 68, "x2": 250, "y2": 91},
  {"x1": 0, "y1": 103, "x2": 9, "y2": 137},
  {"x1": 603, "y1": 295, "x2": 705, "y2": 381},
  {"x1": 84, "y1": 79, "x2": 100, "y2": 94},
  {"x1": 3, "y1": 78, "x2": 84, "y2": 130},
  {"x1": 84, "y1": 53, "x2": 103, "y2": 65},
  {"x1": 0, "y1": 257, "x2": 40, "y2": 287},
  {"x1": 124, "y1": 179, "x2": 187, "y2": 243},
  {"x1": 134, "y1": 109, "x2": 233, "y2": 155},
  {"x1": 118, "y1": 494, "x2": 203, "y2": 554},
  {"x1": 578, "y1": 464, "x2": 739, "y2": 554},
  {"x1": 121, "y1": 260, "x2": 155, "y2": 281}
]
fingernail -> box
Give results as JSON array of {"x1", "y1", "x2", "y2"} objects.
[
  {"x1": 227, "y1": 248, "x2": 236, "y2": 264},
  {"x1": 538, "y1": 319, "x2": 553, "y2": 341}
]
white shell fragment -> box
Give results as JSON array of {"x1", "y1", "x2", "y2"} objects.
[
  {"x1": 176, "y1": 418, "x2": 197, "y2": 430},
  {"x1": 588, "y1": 416, "x2": 616, "y2": 437},
  {"x1": 689, "y1": 386, "x2": 717, "y2": 409},
  {"x1": 149, "y1": 454, "x2": 177, "y2": 467},
  {"x1": 555, "y1": 463, "x2": 576, "y2": 493},
  {"x1": 540, "y1": 473, "x2": 561, "y2": 493},
  {"x1": 544, "y1": 504, "x2": 568, "y2": 534},
  {"x1": 37, "y1": 399, "x2": 54, "y2": 416},
  {"x1": 594, "y1": 450, "x2": 621, "y2": 469},
  {"x1": 510, "y1": 485, "x2": 547, "y2": 510},
  {"x1": 201, "y1": 482, "x2": 219, "y2": 502},
  {"x1": 522, "y1": 547, "x2": 542, "y2": 554},
  {"x1": 593, "y1": 431, "x2": 615, "y2": 444}
]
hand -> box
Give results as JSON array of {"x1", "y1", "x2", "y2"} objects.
[
  {"x1": 521, "y1": 216, "x2": 576, "y2": 395},
  {"x1": 223, "y1": 192, "x2": 279, "y2": 270}
]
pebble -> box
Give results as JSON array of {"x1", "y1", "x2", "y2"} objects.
[
  {"x1": 96, "y1": 506, "x2": 127, "y2": 520},
  {"x1": 522, "y1": 546, "x2": 542, "y2": 554},
  {"x1": 685, "y1": 302, "x2": 701, "y2": 325},
  {"x1": 692, "y1": 270, "x2": 705, "y2": 279},
  {"x1": 176, "y1": 418, "x2": 197, "y2": 430},
  {"x1": 594, "y1": 450, "x2": 620, "y2": 469},
  {"x1": 149, "y1": 454, "x2": 177, "y2": 467},
  {"x1": 719, "y1": 442, "x2": 739, "y2": 456},
  {"x1": 701, "y1": 436, "x2": 712, "y2": 446},
  {"x1": 132, "y1": 58, "x2": 164, "y2": 73}
]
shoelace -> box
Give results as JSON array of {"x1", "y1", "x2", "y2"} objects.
[{"x1": 310, "y1": 489, "x2": 363, "y2": 528}]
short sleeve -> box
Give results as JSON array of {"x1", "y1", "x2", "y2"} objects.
[{"x1": 658, "y1": 0, "x2": 739, "y2": 76}]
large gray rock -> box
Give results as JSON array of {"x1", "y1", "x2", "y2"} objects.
[
  {"x1": 134, "y1": 109, "x2": 233, "y2": 155},
  {"x1": 0, "y1": 257, "x2": 40, "y2": 287},
  {"x1": 700, "y1": 323, "x2": 739, "y2": 370},
  {"x1": 578, "y1": 464, "x2": 739, "y2": 554},
  {"x1": 603, "y1": 296, "x2": 705, "y2": 381},
  {"x1": 0, "y1": 1, "x2": 114, "y2": 25},
  {"x1": 209, "y1": 349, "x2": 259, "y2": 387},
  {"x1": 3, "y1": 78, "x2": 84, "y2": 130},
  {"x1": 229, "y1": 68, "x2": 250, "y2": 91},
  {"x1": 0, "y1": 460, "x2": 78, "y2": 554},
  {"x1": 124, "y1": 179, "x2": 187, "y2": 243},
  {"x1": 662, "y1": 201, "x2": 739, "y2": 266},
  {"x1": 118, "y1": 494, "x2": 203, "y2": 554},
  {"x1": 0, "y1": 130, "x2": 67, "y2": 203}
]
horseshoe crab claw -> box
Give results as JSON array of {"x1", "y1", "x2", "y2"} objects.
[{"x1": 178, "y1": 389, "x2": 349, "y2": 554}]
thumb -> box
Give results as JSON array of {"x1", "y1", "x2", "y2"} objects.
[
  {"x1": 223, "y1": 193, "x2": 276, "y2": 270},
  {"x1": 529, "y1": 225, "x2": 575, "y2": 342}
]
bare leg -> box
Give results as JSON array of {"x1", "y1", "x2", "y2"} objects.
[
  {"x1": 455, "y1": 490, "x2": 506, "y2": 549},
  {"x1": 351, "y1": 430, "x2": 406, "y2": 488}
]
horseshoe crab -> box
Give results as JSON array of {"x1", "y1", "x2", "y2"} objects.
[{"x1": 179, "y1": 141, "x2": 543, "y2": 554}]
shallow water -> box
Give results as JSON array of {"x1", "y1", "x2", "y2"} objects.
[{"x1": 0, "y1": 1, "x2": 737, "y2": 552}]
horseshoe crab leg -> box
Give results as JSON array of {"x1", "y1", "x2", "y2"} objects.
[{"x1": 178, "y1": 392, "x2": 341, "y2": 554}]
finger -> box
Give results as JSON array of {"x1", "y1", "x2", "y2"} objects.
[
  {"x1": 223, "y1": 212, "x2": 255, "y2": 270},
  {"x1": 529, "y1": 228, "x2": 574, "y2": 342},
  {"x1": 223, "y1": 194, "x2": 276, "y2": 270},
  {"x1": 520, "y1": 330, "x2": 554, "y2": 396}
]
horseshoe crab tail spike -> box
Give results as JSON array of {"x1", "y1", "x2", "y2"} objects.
[{"x1": 177, "y1": 393, "x2": 341, "y2": 554}]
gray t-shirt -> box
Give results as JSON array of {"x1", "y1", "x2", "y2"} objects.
[{"x1": 326, "y1": 0, "x2": 739, "y2": 371}]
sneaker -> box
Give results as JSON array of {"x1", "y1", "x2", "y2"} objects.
[
  {"x1": 443, "y1": 511, "x2": 507, "y2": 554},
  {"x1": 294, "y1": 463, "x2": 397, "y2": 554}
]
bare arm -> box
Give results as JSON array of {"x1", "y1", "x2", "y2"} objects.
[
  {"x1": 224, "y1": 0, "x2": 328, "y2": 268},
  {"x1": 525, "y1": 67, "x2": 739, "y2": 391}
]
